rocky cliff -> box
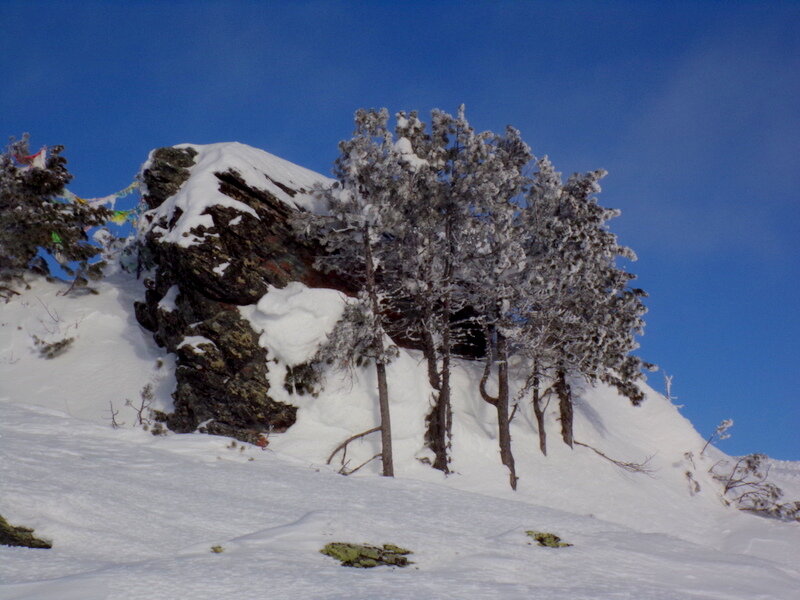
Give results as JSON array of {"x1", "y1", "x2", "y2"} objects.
[{"x1": 133, "y1": 143, "x2": 350, "y2": 442}]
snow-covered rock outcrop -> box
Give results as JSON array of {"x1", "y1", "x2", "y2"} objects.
[{"x1": 134, "y1": 143, "x2": 349, "y2": 442}]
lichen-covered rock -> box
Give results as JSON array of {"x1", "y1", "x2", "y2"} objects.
[
  {"x1": 140, "y1": 146, "x2": 198, "y2": 210},
  {"x1": 0, "y1": 514, "x2": 51, "y2": 549},
  {"x1": 525, "y1": 530, "x2": 572, "y2": 548},
  {"x1": 320, "y1": 542, "x2": 413, "y2": 568},
  {"x1": 134, "y1": 145, "x2": 346, "y2": 442}
]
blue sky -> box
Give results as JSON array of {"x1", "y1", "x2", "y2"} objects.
[{"x1": 2, "y1": 1, "x2": 798, "y2": 459}]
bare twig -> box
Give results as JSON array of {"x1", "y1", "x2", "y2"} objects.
[
  {"x1": 575, "y1": 440, "x2": 655, "y2": 475},
  {"x1": 326, "y1": 426, "x2": 381, "y2": 465},
  {"x1": 341, "y1": 453, "x2": 382, "y2": 475},
  {"x1": 508, "y1": 402, "x2": 519, "y2": 424},
  {"x1": 663, "y1": 372, "x2": 677, "y2": 403},
  {"x1": 109, "y1": 401, "x2": 123, "y2": 429},
  {"x1": 701, "y1": 419, "x2": 733, "y2": 456},
  {"x1": 35, "y1": 296, "x2": 61, "y2": 324},
  {"x1": 125, "y1": 384, "x2": 154, "y2": 427}
]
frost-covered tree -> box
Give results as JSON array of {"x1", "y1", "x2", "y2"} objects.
[
  {"x1": 293, "y1": 109, "x2": 400, "y2": 477},
  {"x1": 459, "y1": 120, "x2": 531, "y2": 490},
  {"x1": 519, "y1": 159, "x2": 648, "y2": 451},
  {"x1": 314, "y1": 295, "x2": 399, "y2": 373},
  {"x1": 383, "y1": 106, "x2": 533, "y2": 487},
  {"x1": 381, "y1": 107, "x2": 499, "y2": 474},
  {"x1": 387, "y1": 108, "x2": 466, "y2": 473},
  {"x1": 558, "y1": 168, "x2": 647, "y2": 444},
  {"x1": 515, "y1": 157, "x2": 566, "y2": 455},
  {"x1": 0, "y1": 135, "x2": 110, "y2": 296}
]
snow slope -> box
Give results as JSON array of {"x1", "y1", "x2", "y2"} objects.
[
  {"x1": 1, "y1": 141, "x2": 798, "y2": 598},
  {"x1": 2, "y1": 276, "x2": 799, "y2": 600}
]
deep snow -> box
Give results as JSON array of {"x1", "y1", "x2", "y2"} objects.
[
  {"x1": 1, "y1": 275, "x2": 799, "y2": 600},
  {"x1": 1, "y1": 142, "x2": 799, "y2": 598}
]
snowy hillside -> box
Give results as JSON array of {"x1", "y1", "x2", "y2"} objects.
[
  {"x1": 2, "y1": 275, "x2": 799, "y2": 600},
  {"x1": 2, "y1": 141, "x2": 799, "y2": 599}
]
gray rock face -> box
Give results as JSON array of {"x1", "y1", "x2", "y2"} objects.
[
  {"x1": 141, "y1": 147, "x2": 198, "y2": 211},
  {"x1": 134, "y1": 146, "x2": 348, "y2": 443}
]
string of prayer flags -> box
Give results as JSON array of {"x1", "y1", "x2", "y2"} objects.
[
  {"x1": 14, "y1": 147, "x2": 47, "y2": 169},
  {"x1": 109, "y1": 209, "x2": 136, "y2": 225},
  {"x1": 60, "y1": 181, "x2": 140, "y2": 210}
]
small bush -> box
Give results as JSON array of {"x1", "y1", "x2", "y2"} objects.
[
  {"x1": 32, "y1": 335, "x2": 74, "y2": 359},
  {"x1": 711, "y1": 454, "x2": 800, "y2": 521},
  {"x1": 320, "y1": 542, "x2": 413, "y2": 568},
  {"x1": 526, "y1": 530, "x2": 572, "y2": 548}
]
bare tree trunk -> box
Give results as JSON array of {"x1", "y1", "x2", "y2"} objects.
[
  {"x1": 375, "y1": 360, "x2": 393, "y2": 477},
  {"x1": 555, "y1": 367, "x2": 573, "y2": 449},
  {"x1": 531, "y1": 368, "x2": 547, "y2": 456},
  {"x1": 496, "y1": 333, "x2": 517, "y2": 489},
  {"x1": 434, "y1": 291, "x2": 453, "y2": 473},
  {"x1": 424, "y1": 229, "x2": 455, "y2": 474},
  {"x1": 421, "y1": 302, "x2": 449, "y2": 472},
  {"x1": 480, "y1": 327, "x2": 517, "y2": 490},
  {"x1": 363, "y1": 225, "x2": 393, "y2": 477}
]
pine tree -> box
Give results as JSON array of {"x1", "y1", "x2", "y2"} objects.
[
  {"x1": 387, "y1": 108, "x2": 461, "y2": 474},
  {"x1": 0, "y1": 135, "x2": 110, "y2": 295},
  {"x1": 460, "y1": 120, "x2": 531, "y2": 490},
  {"x1": 382, "y1": 107, "x2": 490, "y2": 474},
  {"x1": 293, "y1": 109, "x2": 400, "y2": 477},
  {"x1": 520, "y1": 159, "x2": 648, "y2": 450},
  {"x1": 517, "y1": 157, "x2": 566, "y2": 456}
]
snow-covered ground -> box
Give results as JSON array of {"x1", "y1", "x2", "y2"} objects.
[{"x1": 1, "y1": 275, "x2": 799, "y2": 599}]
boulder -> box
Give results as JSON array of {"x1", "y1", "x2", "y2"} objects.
[{"x1": 134, "y1": 144, "x2": 348, "y2": 443}]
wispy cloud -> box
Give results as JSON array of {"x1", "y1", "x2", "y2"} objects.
[{"x1": 612, "y1": 16, "x2": 800, "y2": 258}]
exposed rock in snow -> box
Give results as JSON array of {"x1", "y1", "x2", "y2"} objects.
[
  {"x1": 134, "y1": 143, "x2": 354, "y2": 442},
  {"x1": 1, "y1": 274, "x2": 799, "y2": 599}
]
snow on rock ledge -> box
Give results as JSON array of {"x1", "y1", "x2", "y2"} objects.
[
  {"x1": 142, "y1": 142, "x2": 332, "y2": 248},
  {"x1": 134, "y1": 142, "x2": 352, "y2": 443}
]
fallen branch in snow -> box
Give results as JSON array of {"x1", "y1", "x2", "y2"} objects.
[
  {"x1": 342, "y1": 453, "x2": 383, "y2": 476},
  {"x1": 326, "y1": 426, "x2": 381, "y2": 466},
  {"x1": 574, "y1": 441, "x2": 655, "y2": 475}
]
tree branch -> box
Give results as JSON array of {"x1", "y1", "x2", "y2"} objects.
[
  {"x1": 508, "y1": 402, "x2": 518, "y2": 424},
  {"x1": 326, "y1": 426, "x2": 381, "y2": 465},
  {"x1": 574, "y1": 440, "x2": 655, "y2": 475},
  {"x1": 341, "y1": 453, "x2": 382, "y2": 475},
  {"x1": 479, "y1": 355, "x2": 498, "y2": 406}
]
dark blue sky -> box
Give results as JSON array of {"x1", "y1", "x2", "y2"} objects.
[{"x1": 2, "y1": 1, "x2": 798, "y2": 459}]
